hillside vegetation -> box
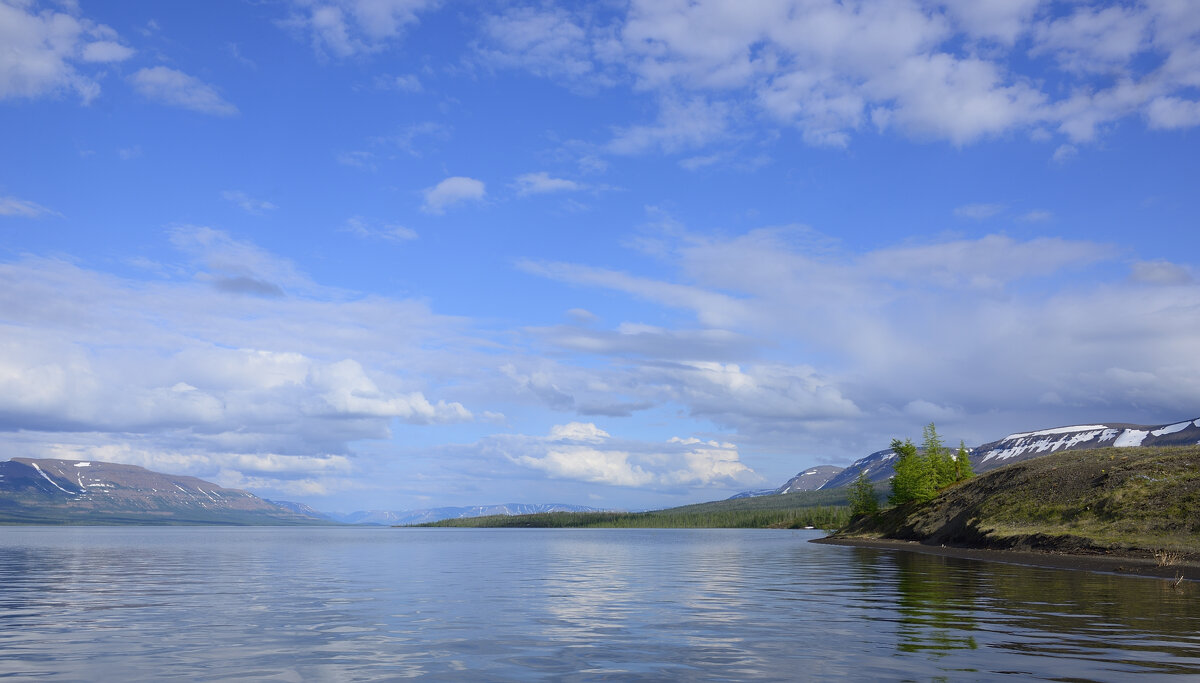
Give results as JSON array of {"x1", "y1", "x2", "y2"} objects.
[
  {"x1": 831, "y1": 446, "x2": 1200, "y2": 559},
  {"x1": 416, "y1": 488, "x2": 852, "y2": 528}
]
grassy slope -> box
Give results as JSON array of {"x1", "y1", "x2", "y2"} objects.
[
  {"x1": 416, "y1": 488, "x2": 853, "y2": 528},
  {"x1": 832, "y1": 446, "x2": 1200, "y2": 559}
]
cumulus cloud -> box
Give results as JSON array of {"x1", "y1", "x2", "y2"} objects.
[
  {"x1": 471, "y1": 0, "x2": 1200, "y2": 150},
  {"x1": 130, "y1": 66, "x2": 238, "y2": 116},
  {"x1": 0, "y1": 2, "x2": 123, "y2": 103},
  {"x1": 476, "y1": 6, "x2": 616, "y2": 87},
  {"x1": 421, "y1": 176, "x2": 486, "y2": 214},
  {"x1": 1031, "y1": 5, "x2": 1150, "y2": 74},
  {"x1": 0, "y1": 234, "x2": 477, "y2": 492},
  {"x1": 486, "y1": 422, "x2": 759, "y2": 490},
  {"x1": 1145, "y1": 97, "x2": 1200, "y2": 130}
]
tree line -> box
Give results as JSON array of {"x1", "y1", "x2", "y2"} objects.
[{"x1": 849, "y1": 422, "x2": 974, "y2": 517}]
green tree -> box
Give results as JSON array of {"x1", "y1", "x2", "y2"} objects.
[
  {"x1": 923, "y1": 422, "x2": 955, "y2": 488},
  {"x1": 954, "y1": 440, "x2": 974, "y2": 481},
  {"x1": 889, "y1": 438, "x2": 935, "y2": 505},
  {"x1": 849, "y1": 470, "x2": 879, "y2": 518}
]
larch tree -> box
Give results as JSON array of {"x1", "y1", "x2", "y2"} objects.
[
  {"x1": 849, "y1": 470, "x2": 879, "y2": 518},
  {"x1": 922, "y1": 422, "x2": 955, "y2": 488},
  {"x1": 954, "y1": 440, "x2": 974, "y2": 481},
  {"x1": 888, "y1": 438, "x2": 935, "y2": 505}
]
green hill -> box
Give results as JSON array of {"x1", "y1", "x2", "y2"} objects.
[
  {"x1": 415, "y1": 487, "x2": 853, "y2": 528},
  {"x1": 829, "y1": 446, "x2": 1200, "y2": 561}
]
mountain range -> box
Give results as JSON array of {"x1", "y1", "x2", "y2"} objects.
[
  {"x1": 0, "y1": 458, "x2": 322, "y2": 525},
  {"x1": 313, "y1": 504, "x2": 604, "y2": 526},
  {"x1": 5, "y1": 417, "x2": 1197, "y2": 524}
]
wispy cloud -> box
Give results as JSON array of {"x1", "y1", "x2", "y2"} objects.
[
  {"x1": 514, "y1": 172, "x2": 582, "y2": 196},
  {"x1": 954, "y1": 203, "x2": 1005, "y2": 220},
  {"x1": 222, "y1": 190, "x2": 277, "y2": 215},
  {"x1": 130, "y1": 67, "x2": 239, "y2": 116},
  {"x1": 0, "y1": 196, "x2": 61, "y2": 219},
  {"x1": 342, "y1": 216, "x2": 418, "y2": 242},
  {"x1": 285, "y1": 0, "x2": 439, "y2": 58},
  {"x1": 1018, "y1": 210, "x2": 1053, "y2": 223}
]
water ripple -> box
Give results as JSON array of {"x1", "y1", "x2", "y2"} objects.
[{"x1": 0, "y1": 527, "x2": 1197, "y2": 680}]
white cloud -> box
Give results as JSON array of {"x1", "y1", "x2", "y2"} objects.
[
  {"x1": 940, "y1": 0, "x2": 1040, "y2": 46},
  {"x1": 1052, "y1": 143, "x2": 1077, "y2": 163},
  {"x1": 342, "y1": 216, "x2": 418, "y2": 242},
  {"x1": 865, "y1": 235, "x2": 1117, "y2": 290},
  {"x1": 679, "y1": 154, "x2": 721, "y2": 171},
  {"x1": 1145, "y1": 96, "x2": 1200, "y2": 130},
  {"x1": 169, "y1": 225, "x2": 311, "y2": 296},
  {"x1": 222, "y1": 190, "x2": 277, "y2": 215},
  {"x1": 515, "y1": 172, "x2": 582, "y2": 195},
  {"x1": 130, "y1": 66, "x2": 239, "y2": 116},
  {"x1": 0, "y1": 1, "x2": 107, "y2": 102},
  {"x1": 608, "y1": 96, "x2": 731, "y2": 154},
  {"x1": 1018, "y1": 210, "x2": 1053, "y2": 223},
  {"x1": 953, "y1": 203, "x2": 1004, "y2": 220},
  {"x1": 522, "y1": 226, "x2": 1200, "y2": 456},
  {"x1": 375, "y1": 73, "x2": 422, "y2": 92},
  {"x1": 547, "y1": 421, "x2": 609, "y2": 443},
  {"x1": 421, "y1": 176, "x2": 486, "y2": 214},
  {"x1": 0, "y1": 195, "x2": 60, "y2": 218},
  {"x1": 0, "y1": 234, "x2": 477, "y2": 488},
  {"x1": 287, "y1": 0, "x2": 438, "y2": 58},
  {"x1": 81, "y1": 40, "x2": 134, "y2": 63},
  {"x1": 1031, "y1": 5, "x2": 1150, "y2": 74},
  {"x1": 1129, "y1": 260, "x2": 1194, "y2": 286},
  {"x1": 476, "y1": 6, "x2": 614, "y2": 87},
  {"x1": 471, "y1": 0, "x2": 1200, "y2": 150},
  {"x1": 491, "y1": 423, "x2": 758, "y2": 489},
  {"x1": 520, "y1": 259, "x2": 748, "y2": 329}
]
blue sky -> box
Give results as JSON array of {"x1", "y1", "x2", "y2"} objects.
[{"x1": 2, "y1": 0, "x2": 1198, "y2": 512}]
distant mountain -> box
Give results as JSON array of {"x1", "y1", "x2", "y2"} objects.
[
  {"x1": 325, "y1": 503, "x2": 606, "y2": 526},
  {"x1": 0, "y1": 458, "x2": 325, "y2": 525},
  {"x1": 819, "y1": 447, "x2": 907, "y2": 490},
  {"x1": 776, "y1": 466, "x2": 844, "y2": 493},
  {"x1": 269, "y1": 499, "x2": 333, "y2": 520},
  {"x1": 725, "y1": 489, "x2": 778, "y2": 500},
  {"x1": 819, "y1": 418, "x2": 1200, "y2": 491}
]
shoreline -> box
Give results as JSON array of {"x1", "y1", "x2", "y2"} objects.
[{"x1": 811, "y1": 535, "x2": 1199, "y2": 581}]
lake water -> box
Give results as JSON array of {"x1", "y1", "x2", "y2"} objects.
[{"x1": 0, "y1": 527, "x2": 1197, "y2": 681}]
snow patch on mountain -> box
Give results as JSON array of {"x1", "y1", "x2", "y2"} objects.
[{"x1": 1113, "y1": 429, "x2": 1149, "y2": 447}]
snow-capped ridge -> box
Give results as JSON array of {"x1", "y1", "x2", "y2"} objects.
[{"x1": 815, "y1": 416, "x2": 1200, "y2": 491}]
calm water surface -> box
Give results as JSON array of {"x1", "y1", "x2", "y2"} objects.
[{"x1": 0, "y1": 527, "x2": 1197, "y2": 681}]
